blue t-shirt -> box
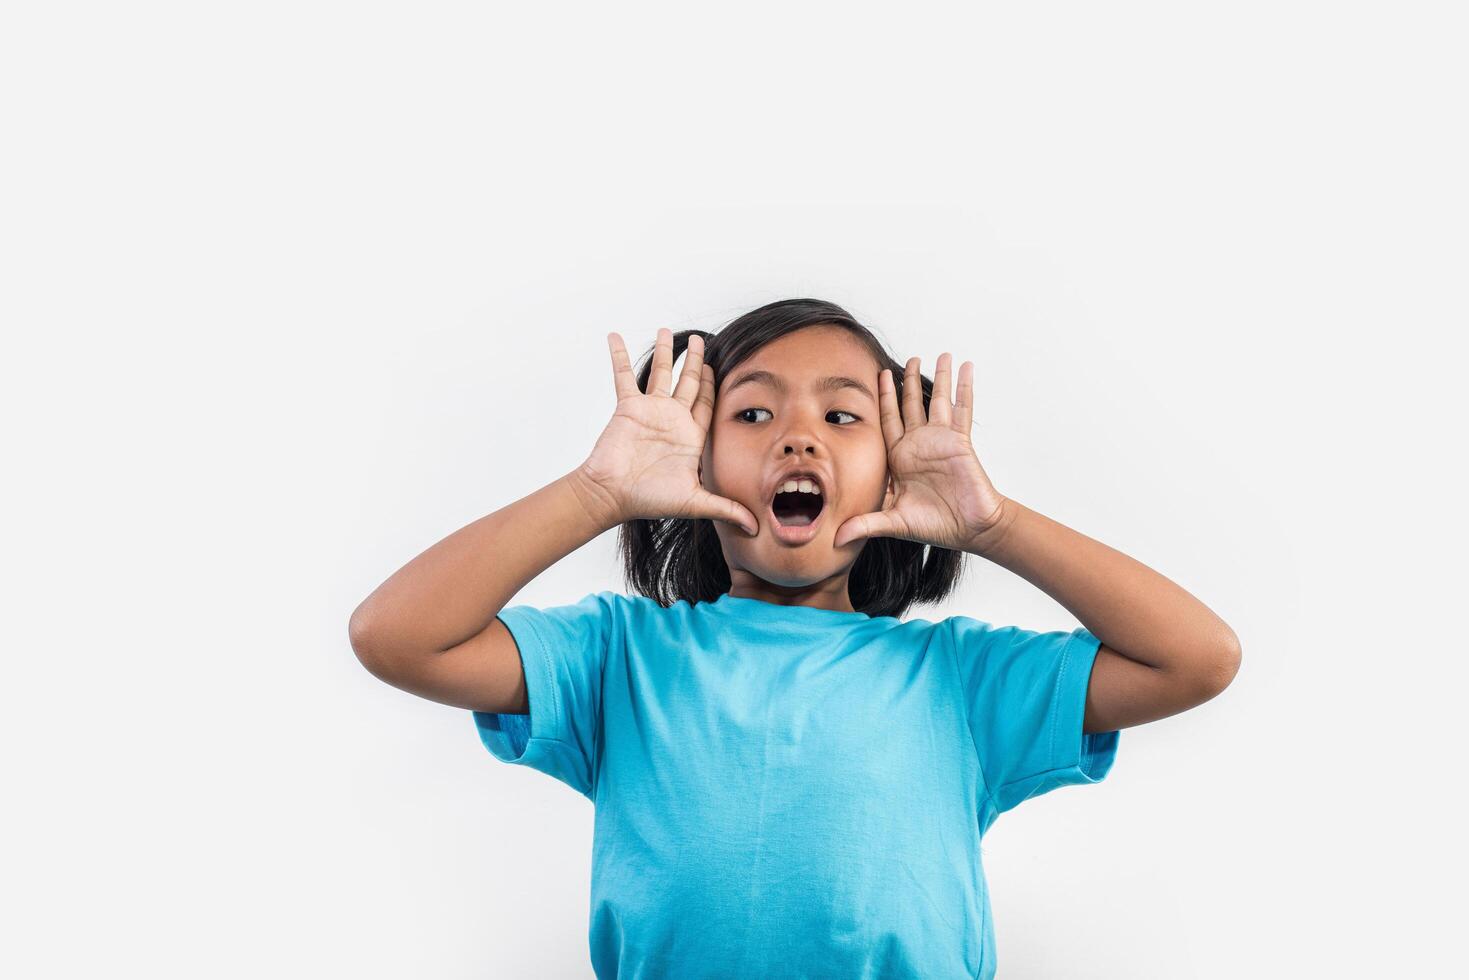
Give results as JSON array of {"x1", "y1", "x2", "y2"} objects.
[{"x1": 473, "y1": 590, "x2": 1119, "y2": 979}]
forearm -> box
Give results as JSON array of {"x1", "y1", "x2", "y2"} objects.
[
  {"x1": 967, "y1": 498, "x2": 1240, "y2": 677},
  {"x1": 348, "y1": 466, "x2": 619, "y2": 661}
]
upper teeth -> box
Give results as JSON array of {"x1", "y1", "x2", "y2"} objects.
[{"x1": 779, "y1": 479, "x2": 821, "y2": 495}]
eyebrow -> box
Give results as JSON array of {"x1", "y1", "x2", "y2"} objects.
[{"x1": 724, "y1": 369, "x2": 876, "y2": 402}]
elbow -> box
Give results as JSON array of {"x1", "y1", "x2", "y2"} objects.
[
  {"x1": 1203, "y1": 627, "x2": 1243, "y2": 696},
  {"x1": 348, "y1": 606, "x2": 400, "y2": 681},
  {"x1": 347, "y1": 604, "x2": 375, "y2": 659}
]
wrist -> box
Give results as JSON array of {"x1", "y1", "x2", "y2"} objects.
[
  {"x1": 964, "y1": 496, "x2": 1023, "y2": 560},
  {"x1": 564, "y1": 465, "x2": 627, "y2": 534}
]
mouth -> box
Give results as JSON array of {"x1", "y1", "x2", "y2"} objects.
[{"x1": 766, "y1": 475, "x2": 827, "y2": 546}]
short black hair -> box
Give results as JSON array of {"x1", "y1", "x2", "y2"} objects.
[{"x1": 615, "y1": 297, "x2": 968, "y2": 619}]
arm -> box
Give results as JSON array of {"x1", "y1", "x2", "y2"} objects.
[
  {"x1": 347, "y1": 467, "x2": 619, "y2": 712},
  {"x1": 966, "y1": 497, "x2": 1242, "y2": 734},
  {"x1": 832, "y1": 352, "x2": 1241, "y2": 736},
  {"x1": 347, "y1": 329, "x2": 756, "y2": 714}
]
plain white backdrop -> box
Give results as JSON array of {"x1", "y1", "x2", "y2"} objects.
[{"x1": 4, "y1": 2, "x2": 1465, "y2": 977}]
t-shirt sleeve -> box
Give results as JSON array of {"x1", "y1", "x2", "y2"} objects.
[
  {"x1": 949, "y1": 616, "x2": 1120, "y2": 817},
  {"x1": 470, "y1": 590, "x2": 619, "y2": 801}
]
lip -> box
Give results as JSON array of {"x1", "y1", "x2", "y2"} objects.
[{"x1": 766, "y1": 497, "x2": 824, "y2": 546}]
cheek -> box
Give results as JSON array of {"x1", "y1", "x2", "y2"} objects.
[
  {"x1": 850, "y1": 439, "x2": 890, "y2": 494},
  {"x1": 705, "y1": 429, "x2": 759, "y2": 491},
  {"x1": 701, "y1": 446, "x2": 744, "y2": 497},
  {"x1": 700, "y1": 427, "x2": 727, "y2": 480}
]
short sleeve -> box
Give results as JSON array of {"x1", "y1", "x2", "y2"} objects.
[
  {"x1": 471, "y1": 591, "x2": 618, "y2": 801},
  {"x1": 949, "y1": 617, "x2": 1120, "y2": 818}
]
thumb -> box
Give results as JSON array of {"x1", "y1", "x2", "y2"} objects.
[
  {"x1": 833, "y1": 510, "x2": 899, "y2": 549},
  {"x1": 690, "y1": 488, "x2": 759, "y2": 536}
]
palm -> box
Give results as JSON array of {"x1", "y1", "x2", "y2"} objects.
[
  {"x1": 833, "y1": 352, "x2": 1008, "y2": 551},
  {"x1": 579, "y1": 330, "x2": 758, "y2": 535},
  {"x1": 585, "y1": 394, "x2": 707, "y2": 517},
  {"x1": 875, "y1": 427, "x2": 1001, "y2": 547}
]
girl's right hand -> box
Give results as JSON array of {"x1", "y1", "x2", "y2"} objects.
[{"x1": 573, "y1": 328, "x2": 759, "y2": 536}]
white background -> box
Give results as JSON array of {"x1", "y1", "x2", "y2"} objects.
[{"x1": 4, "y1": 2, "x2": 1465, "y2": 977}]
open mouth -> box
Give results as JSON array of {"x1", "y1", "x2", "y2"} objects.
[{"x1": 771, "y1": 488, "x2": 825, "y2": 526}]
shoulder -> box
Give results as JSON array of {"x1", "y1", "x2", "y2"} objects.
[{"x1": 584, "y1": 590, "x2": 705, "y2": 636}]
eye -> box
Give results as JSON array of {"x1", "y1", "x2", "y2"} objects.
[{"x1": 733, "y1": 408, "x2": 861, "y2": 425}]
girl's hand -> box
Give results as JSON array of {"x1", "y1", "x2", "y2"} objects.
[
  {"x1": 832, "y1": 353, "x2": 1011, "y2": 552},
  {"x1": 574, "y1": 328, "x2": 760, "y2": 536}
]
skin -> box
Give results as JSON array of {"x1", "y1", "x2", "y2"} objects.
[
  {"x1": 351, "y1": 323, "x2": 1242, "y2": 733},
  {"x1": 698, "y1": 324, "x2": 898, "y2": 612},
  {"x1": 579, "y1": 324, "x2": 1243, "y2": 732}
]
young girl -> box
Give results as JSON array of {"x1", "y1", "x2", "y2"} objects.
[{"x1": 349, "y1": 298, "x2": 1241, "y2": 979}]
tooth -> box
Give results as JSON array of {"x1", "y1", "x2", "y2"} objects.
[
  {"x1": 798, "y1": 479, "x2": 815, "y2": 494},
  {"x1": 781, "y1": 480, "x2": 799, "y2": 493}
]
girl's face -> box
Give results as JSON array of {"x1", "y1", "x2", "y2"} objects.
[{"x1": 700, "y1": 325, "x2": 895, "y2": 603}]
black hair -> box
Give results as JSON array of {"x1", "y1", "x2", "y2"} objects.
[{"x1": 616, "y1": 297, "x2": 968, "y2": 620}]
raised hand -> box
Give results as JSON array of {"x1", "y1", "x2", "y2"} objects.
[
  {"x1": 831, "y1": 353, "x2": 1010, "y2": 552},
  {"x1": 574, "y1": 328, "x2": 759, "y2": 536}
]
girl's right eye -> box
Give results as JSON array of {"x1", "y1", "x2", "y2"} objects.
[{"x1": 735, "y1": 408, "x2": 772, "y2": 423}]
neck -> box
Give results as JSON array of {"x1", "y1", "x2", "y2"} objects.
[{"x1": 726, "y1": 571, "x2": 857, "y2": 613}]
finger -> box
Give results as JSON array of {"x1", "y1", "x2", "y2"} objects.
[
  {"x1": 694, "y1": 488, "x2": 758, "y2": 536},
  {"x1": 672, "y1": 333, "x2": 704, "y2": 409},
  {"x1": 954, "y1": 360, "x2": 974, "y2": 435},
  {"x1": 833, "y1": 510, "x2": 896, "y2": 549},
  {"x1": 691, "y1": 362, "x2": 717, "y2": 433},
  {"x1": 901, "y1": 357, "x2": 925, "y2": 429},
  {"x1": 648, "y1": 327, "x2": 674, "y2": 397},
  {"x1": 929, "y1": 352, "x2": 953, "y2": 427},
  {"x1": 608, "y1": 332, "x2": 639, "y2": 401},
  {"x1": 877, "y1": 368, "x2": 904, "y2": 451}
]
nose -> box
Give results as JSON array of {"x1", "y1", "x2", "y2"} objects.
[{"x1": 776, "y1": 411, "x2": 826, "y2": 460}]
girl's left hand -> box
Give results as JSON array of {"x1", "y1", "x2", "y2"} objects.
[{"x1": 832, "y1": 353, "x2": 1011, "y2": 553}]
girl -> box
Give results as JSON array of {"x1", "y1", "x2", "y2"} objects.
[{"x1": 349, "y1": 298, "x2": 1241, "y2": 979}]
